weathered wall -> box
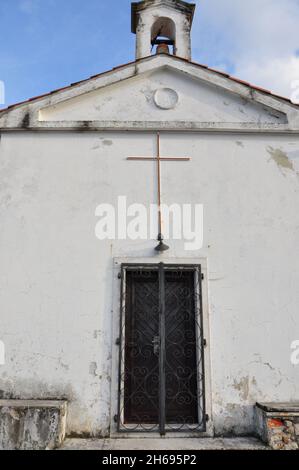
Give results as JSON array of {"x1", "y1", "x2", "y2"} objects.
[
  {"x1": 0, "y1": 400, "x2": 67, "y2": 450},
  {"x1": 39, "y1": 68, "x2": 287, "y2": 125},
  {"x1": 134, "y1": 1, "x2": 193, "y2": 60},
  {"x1": 0, "y1": 130, "x2": 299, "y2": 436}
]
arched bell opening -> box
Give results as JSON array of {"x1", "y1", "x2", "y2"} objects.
[{"x1": 151, "y1": 17, "x2": 176, "y2": 55}]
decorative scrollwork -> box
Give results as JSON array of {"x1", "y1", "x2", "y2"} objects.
[{"x1": 117, "y1": 265, "x2": 206, "y2": 433}]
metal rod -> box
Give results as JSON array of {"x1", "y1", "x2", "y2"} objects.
[
  {"x1": 117, "y1": 266, "x2": 126, "y2": 432},
  {"x1": 151, "y1": 39, "x2": 174, "y2": 46},
  {"x1": 198, "y1": 265, "x2": 207, "y2": 431},
  {"x1": 127, "y1": 157, "x2": 190, "y2": 161},
  {"x1": 127, "y1": 134, "x2": 191, "y2": 244},
  {"x1": 159, "y1": 262, "x2": 166, "y2": 436},
  {"x1": 157, "y1": 133, "x2": 163, "y2": 236}
]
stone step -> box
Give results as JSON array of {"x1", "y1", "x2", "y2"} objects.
[{"x1": 61, "y1": 437, "x2": 268, "y2": 451}]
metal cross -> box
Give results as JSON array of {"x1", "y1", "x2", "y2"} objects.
[{"x1": 127, "y1": 133, "x2": 191, "y2": 251}]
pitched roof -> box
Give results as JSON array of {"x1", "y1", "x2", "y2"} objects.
[{"x1": 0, "y1": 54, "x2": 297, "y2": 115}]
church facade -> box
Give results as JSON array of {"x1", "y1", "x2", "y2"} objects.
[{"x1": 0, "y1": 0, "x2": 299, "y2": 438}]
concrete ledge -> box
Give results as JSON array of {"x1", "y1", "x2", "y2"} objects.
[
  {"x1": 256, "y1": 402, "x2": 299, "y2": 450},
  {"x1": 0, "y1": 400, "x2": 67, "y2": 450},
  {"x1": 61, "y1": 437, "x2": 268, "y2": 451}
]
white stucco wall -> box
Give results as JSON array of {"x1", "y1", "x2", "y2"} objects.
[{"x1": 0, "y1": 130, "x2": 299, "y2": 436}]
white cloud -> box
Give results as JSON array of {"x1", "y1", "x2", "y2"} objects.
[
  {"x1": 193, "y1": 0, "x2": 299, "y2": 98},
  {"x1": 235, "y1": 56, "x2": 299, "y2": 99}
]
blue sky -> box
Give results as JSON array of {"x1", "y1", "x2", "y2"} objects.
[{"x1": 0, "y1": 0, "x2": 298, "y2": 107}]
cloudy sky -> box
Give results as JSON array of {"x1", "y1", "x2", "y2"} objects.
[{"x1": 0, "y1": 0, "x2": 298, "y2": 107}]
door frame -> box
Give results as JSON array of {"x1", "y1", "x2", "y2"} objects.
[{"x1": 110, "y1": 257, "x2": 214, "y2": 438}]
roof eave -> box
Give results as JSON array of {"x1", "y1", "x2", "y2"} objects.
[{"x1": 0, "y1": 54, "x2": 298, "y2": 117}]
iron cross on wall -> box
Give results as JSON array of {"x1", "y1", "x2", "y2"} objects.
[{"x1": 127, "y1": 133, "x2": 191, "y2": 252}]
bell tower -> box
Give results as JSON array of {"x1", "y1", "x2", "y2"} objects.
[{"x1": 131, "y1": 0, "x2": 196, "y2": 61}]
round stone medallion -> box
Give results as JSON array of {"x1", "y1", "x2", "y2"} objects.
[{"x1": 154, "y1": 88, "x2": 179, "y2": 110}]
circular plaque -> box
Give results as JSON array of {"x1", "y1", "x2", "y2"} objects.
[{"x1": 154, "y1": 88, "x2": 179, "y2": 110}]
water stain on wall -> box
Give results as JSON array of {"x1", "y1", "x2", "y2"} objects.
[{"x1": 267, "y1": 146, "x2": 294, "y2": 173}]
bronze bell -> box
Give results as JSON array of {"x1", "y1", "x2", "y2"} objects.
[{"x1": 156, "y1": 43, "x2": 170, "y2": 55}]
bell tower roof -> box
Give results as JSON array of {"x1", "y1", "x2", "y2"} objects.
[{"x1": 131, "y1": 0, "x2": 196, "y2": 34}]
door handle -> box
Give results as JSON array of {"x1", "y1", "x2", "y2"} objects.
[{"x1": 152, "y1": 336, "x2": 160, "y2": 356}]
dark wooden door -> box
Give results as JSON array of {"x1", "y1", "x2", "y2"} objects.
[{"x1": 120, "y1": 264, "x2": 205, "y2": 434}]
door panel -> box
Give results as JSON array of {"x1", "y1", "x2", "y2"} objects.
[
  {"x1": 165, "y1": 270, "x2": 198, "y2": 424},
  {"x1": 118, "y1": 264, "x2": 205, "y2": 434},
  {"x1": 124, "y1": 270, "x2": 159, "y2": 424}
]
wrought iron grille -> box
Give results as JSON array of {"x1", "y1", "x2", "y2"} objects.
[{"x1": 117, "y1": 263, "x2": 206, "y2": 435}]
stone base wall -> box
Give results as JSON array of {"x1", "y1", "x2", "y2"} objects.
[
  {"x1": 0, "y1": 400, "x2": 67, "y2": 450},
  {"x1": 256, "y1": 405, "x2": 299, "y2": 450}
]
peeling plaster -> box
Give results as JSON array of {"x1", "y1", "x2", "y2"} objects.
[
  {"x1": 89, "y1": 362, "x2": 98, "y2": 377},
  {"x1": 233, "y1": 377, "x2": 250, "y2": 401}
]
